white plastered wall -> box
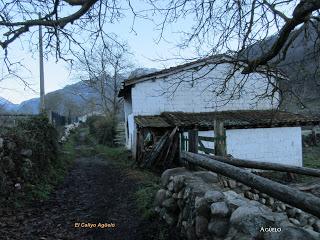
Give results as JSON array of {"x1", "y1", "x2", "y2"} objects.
[
  {"x1": 196, "y1": 127, "x2": 302, "y2": 166},
  {"x1": 125, "y1": 62, "x2": 280, "y2": 152}
]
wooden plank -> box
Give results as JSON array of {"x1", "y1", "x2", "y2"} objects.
[
  {"x1": 198, "y1": 146, "x2": 215, "y2": 154},
  {"x1": 188, "y1": 129, "x2": 198, "y2": 153},
  {"x1": 214, "y1": 120, "x2": 226, "y2": 156},
  {"x1": 199, "y1": 136, "x2": 215, "y2": 142},
  {"x1": 181, "y1": 151, "x2": 320, "y2": 218},
  {"x1": 180, "y1": 133, "x2": 186, "y2": 151},
  {"x1": 157, "y1": 127, "x2": 178, "y2": 167},
  {"x1": 142, "y1": 131, "x2": 169, "y2": 167}
]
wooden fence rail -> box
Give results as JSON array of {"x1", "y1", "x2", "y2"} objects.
[
  {"x1": 181, "y1": 151, "x2": 320, "y2": 218},
  {"x1": 203, "y1": 153, "x2": 320, "y2": 177}
]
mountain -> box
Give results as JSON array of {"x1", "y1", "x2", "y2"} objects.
[
  {"x1": 244, "y1": 23, "x2": 320, "y2": 116},
  {"x1": 0, "y1": 69, "x2": 159, "y2": 117},
  {"x1": 17, "y1": 98, "x2": 40, "y2": 114},
  {"x1": 0, "y1": 81, "x2": 105, "y2": 116},
  {"x1": 23, "y1": 81, "x2": 105, "y2": 116},
  {"x1": 0, "y1": 97, "x2": 19, "y2": 113}
]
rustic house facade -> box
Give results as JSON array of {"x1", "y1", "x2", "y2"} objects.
[{"x1": 119, "y1": 56, "x2": 318, "y2": 167}]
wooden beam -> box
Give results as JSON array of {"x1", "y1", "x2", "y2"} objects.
[
  {"x1": 188, "y1": 129, "x2": 198, "y2": 153},
  {"x1": 198, "y1": 136, "x2": 215, "y2": 142},
  {"x1": 180, "y1": 133, "x2": 186, "y2": 152},
  {"x1": 202, "y1": 154, "x2": 320, "y2": 177},
  {"x1": 214, "y1": 119, "x2": 226, "y2": 156},
  {"x1": 181, "y1": 151, "x2": 320, "y2": 218}
]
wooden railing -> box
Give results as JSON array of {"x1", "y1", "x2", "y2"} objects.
[{"x1": 181, "y1": 151, "x2": 320, "y2": 218}]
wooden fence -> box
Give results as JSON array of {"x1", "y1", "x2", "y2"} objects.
[
  {"x1": 181, "y1": 134, "x2": 215, "y2": 154},
  {"x1": 181, "y1": 151, "x2": 320, "y2": 218}
]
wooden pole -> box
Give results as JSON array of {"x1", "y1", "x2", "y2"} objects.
[
  {"x1": 202, "y1": 153, "x2": 320, "y2": 177},
  {"x1": 188, "y1": 129, "x2": 198, "y2": 153},
  {"x1": 38, "y1": 13, "x2": 45, "y2": 113},
  {"x1": 312, "y1": 127, "x2": 317, "y2": 146},
  {"x1": 214, "y1": 119, "x2": 226, "y2": 156},
  {"x1": 181, "y1": 151, "x2": 320, "y2": 217}
]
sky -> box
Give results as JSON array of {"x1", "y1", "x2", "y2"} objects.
[
  {"x1": 0, "y1": 1, "x2": 295, "y2": 104},
  {"x1": 0, "y1": 2, "x2": 197, "y2": 104}
]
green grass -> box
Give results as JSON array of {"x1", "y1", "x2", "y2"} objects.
[
  {"x1": 25, "y1": 133, "x2": 77, "y2": 201},
  {"x1": 134, "y1": 182, "x2": 161, "y2": 219},
  {"x1": 294, "y1": 144, "x2": 320, "y2": 183},
  {"x1": 303, "y1": 144, "x2": 320, "y2": 169}
]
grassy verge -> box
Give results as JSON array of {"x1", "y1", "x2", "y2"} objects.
[
  {"x1": 261, "y1": 145, "x2": 320, "y2": 183},
  {"x1": 303, "y1": 144, "x2": 320, "y2": 169},
  {"x1": 295, "y1": 144, "x2": 320, "y2": 183},
  {"x1": 23, "y1": 133, "x2": 77, "y2": 202}
]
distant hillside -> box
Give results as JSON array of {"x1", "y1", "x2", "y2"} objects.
[
  {"x1": 245, "y1": 23, "x2": 320, "y2": 116},
  {"x1": 0, "y1": 97, "x2": 19, "y2": 113},
  {"x1": 1, "y1": 78, "x2": 123, "y2": 117}
]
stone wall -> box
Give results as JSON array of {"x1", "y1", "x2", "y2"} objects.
[
  {"x1": 154, "y1": 168, "x2": 320, "y2": 240},
  {"x1": 0, "y1": 136, "x2": 34, "y2": 196},
  {"x1": 0, "y1": 115, "x2": 59, "y2": 199}
]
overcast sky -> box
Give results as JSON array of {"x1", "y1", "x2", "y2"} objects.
[{"x1": 0, "y1": 3, "x2": 197, "y2": 104}]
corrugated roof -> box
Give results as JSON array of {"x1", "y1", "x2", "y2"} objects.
[{"x1": 134, "y1": 110, "x2": 320, "y2": 129}]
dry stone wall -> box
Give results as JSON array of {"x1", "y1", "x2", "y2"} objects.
[{"x1": 155, "y1": 167, "x2": 320, "y2": 240}]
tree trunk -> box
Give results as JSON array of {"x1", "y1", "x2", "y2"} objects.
[{"x1": 202, "y1": 154, "x2": 320, "y2": 177}]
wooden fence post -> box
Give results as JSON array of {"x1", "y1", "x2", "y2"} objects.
[
  {"x1": 312, "y1": 127, "x2": 317, "y2": 146},
  {"x1": 180, "y1": 132, "x2": 185, "y2": 152},
  {"x1": 214, "y1": 119, "x2": 227, "y2": 156},
  {"x1": 188, "y1": 129, "x2": 199, "y2": 153}
]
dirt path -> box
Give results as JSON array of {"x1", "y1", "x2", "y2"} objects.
[{"x1": 0, "y1": 133, "x2": 176, "y2": 240}]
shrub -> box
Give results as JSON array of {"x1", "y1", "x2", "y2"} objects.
[
  {"x1": 86, "y1": 115, "x2": 117, "y2": 146},
  {"x1": 0, "y1": 114, "x2": 60, "y2": 201}
]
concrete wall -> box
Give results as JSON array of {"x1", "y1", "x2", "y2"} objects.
[{"x1": 197, "y1": 127, "x2": 302, "y2": 166}]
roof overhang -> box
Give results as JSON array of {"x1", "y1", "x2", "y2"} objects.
[{"x1": 134, "y1": 110, "x2": 320, "y2": 130}]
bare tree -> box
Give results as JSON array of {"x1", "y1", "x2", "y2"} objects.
[
  {"x1": 72, "y1": 41, "x2": 133, "y2": 118},
  {"x1": 1, "y1": 1, "x2": 318, "y2": 70},
  {"x1": 0, "y1": 0, "x2": 132, "y2": 81},
  {"x1": 143, "y1": 0, "x2": 320, "y2": 113},
  {"x1": 1, "y1": 1, "x2": 320, "y2": 112},
  {"x1": 148, "y1": 0, "x2": 320, "y2": 72}
]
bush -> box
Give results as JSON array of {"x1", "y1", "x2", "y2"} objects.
[
  {"x1": 87, "y1": 115, "x2": 117, "y2": 146},
  {"x1": 0, "y1": 114, "x2": 60, "y2": 202}
]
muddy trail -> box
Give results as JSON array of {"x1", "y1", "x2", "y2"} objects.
[{"x1": 0, "y1": 131, "x2": 178, "y2": 240}]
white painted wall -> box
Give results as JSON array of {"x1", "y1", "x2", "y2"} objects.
[
  {"x1": 125, "y1": 62, "x2": 281, "y2": 154},
  {"x1": 131, "y1": 63, "x2": 279, "y2": 116},
  {"x1": 124, "y1": 98, "x2": 133, "y2": 149},
  {"x1": 196, "y1": 127, "x2": 302, "y2": 166},
  {"x1": 126, "y1": 113, "x2": 135, "y2": 149}
]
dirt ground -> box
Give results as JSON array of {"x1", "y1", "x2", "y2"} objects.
[{"x1": 0, "y1": 133, "x2": 180, "y2": 240}]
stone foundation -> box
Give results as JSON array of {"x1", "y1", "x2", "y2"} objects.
[{"x1": 155, "y1": 167, "x2": 320, "y2": 240}]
